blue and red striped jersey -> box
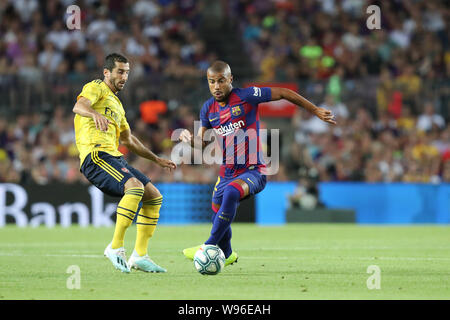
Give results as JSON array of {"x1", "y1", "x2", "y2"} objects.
[{"x1": 200, "y1": 87, "x2": 272, "y2": 178}]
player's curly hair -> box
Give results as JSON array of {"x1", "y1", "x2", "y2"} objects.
[{"x1": 104, "y1": 53, "x2": 128, "y2": 71}]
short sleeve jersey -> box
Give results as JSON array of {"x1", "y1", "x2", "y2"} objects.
[
  {"x1": 199, "y1": 87, "x2": 272, "y2": 178},
  {"x1": 74, "y1": 79, "x2": 130, "y2": 165}
]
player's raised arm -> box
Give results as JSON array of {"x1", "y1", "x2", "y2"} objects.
[
  {"x1": 73, "y1": 96, "x2": 110, "y2": 131},
  {"x1": 119, "y1": 129, "x2": 177, "y2": 171},
  {"x1": 270, "y1": 87, "x2": 337, "y2": 125}
]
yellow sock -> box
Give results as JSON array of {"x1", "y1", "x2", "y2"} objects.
[
  {"x1": 134, "y1": 196, "x2": 162, "y2": 256},
  {"x1": 111, "y1": 187, "x2": 145, "y2": 249}
]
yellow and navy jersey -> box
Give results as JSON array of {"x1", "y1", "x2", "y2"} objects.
[{"x1": 74, "y1": 79, "x2": 130, "y2": 166}]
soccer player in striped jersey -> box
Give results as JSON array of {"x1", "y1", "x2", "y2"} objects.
[
  {"x1": 180, "y1": 61, "x2": 335, "y2": 266},
  {"x1": 73, "y1": 53, "x2": 176, "y2": 273}
]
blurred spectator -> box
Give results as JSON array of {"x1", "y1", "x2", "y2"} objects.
[
  {"x1": 288, "y1": 176, "x2": 321, "y2": 210},
  {"x1": 37, "y1": 41, "x2": 63, "y2": 73},
  {"x1": 11, "y1": 0, "x2": 38, "y2": 23},
  {"x1": 133, "y1": 0, "x2": 161, "y2": 22},
  {"x1": 341, "y1": 22, "x2": 365, "y2": 52},
  {"x1": 396, "y1": 106, "x2": 416, "y2": 133},
  {"x1": 417, "y1": 102, "x2": 446, "y2": 132},
  {"x1": 86, "y1": 7, "x2": 117, "y2": 45},
  {"x1": 18, "y1": 53, "x2": 42, "y2": 83},
  {"x1": 395, "y1": 65, "x2": 422, "y2": 113},
  {"x1": 46, "y1": 20, "x2": 72, "y2": 52}
]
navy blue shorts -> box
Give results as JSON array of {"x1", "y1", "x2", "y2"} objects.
[
  {"x1": 80, "y1": 151, "x2": 151, "y2": 197},
  {"x1": 212, "y1": 169, "x2": 266, "y2": 209}
]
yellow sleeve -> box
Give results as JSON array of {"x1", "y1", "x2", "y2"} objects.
[
  {"x1": 77, "y1": 81, "x2": 104, "y2": 105},
  {"x1": 120, "y1": 114, "x2": 130, "y2": 133}
]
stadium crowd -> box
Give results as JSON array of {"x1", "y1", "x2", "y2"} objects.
[
  {"x1": 0, "y1": 0, "x2": 211, "y2": 81},
  {"x1": 0, "y1": 0, "x2": 449, "y2": 186},
  {"x1": 234, "y1": 0, "x2": 448, "y2": 87}
]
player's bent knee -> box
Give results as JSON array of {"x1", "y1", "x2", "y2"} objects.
[
  {"x1": 143, "y1": 183, "x2": 162, "y2": 201},
  {"x1": 124, "y1": 177, "x2": 144, "y2": 191},
  {"x1": 224, "y1": 184, "x2": 244, "y2": 201},
  {"x1": 227, "y1": 181, "x2": 246, "y2": 199}
]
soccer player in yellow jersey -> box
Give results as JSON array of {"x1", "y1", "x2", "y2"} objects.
[{"x1": 73, "y1": 53, "x2": 176, "y2": 273}]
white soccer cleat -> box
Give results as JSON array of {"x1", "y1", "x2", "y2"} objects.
[
  {"x1": 104, "y1": 243, "x2": 130, "y2": 273},
  {"x1": 128, "y1": 250, "x2": 167, "y2": 273}
]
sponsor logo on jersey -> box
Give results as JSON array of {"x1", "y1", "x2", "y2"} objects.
[{"x1": 214, "y1": 120, "x2": 245, "y2": 136}]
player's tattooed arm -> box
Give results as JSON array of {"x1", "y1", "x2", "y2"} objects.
[
  {"x1": 120, "y1": 129, "x2": 177, "y2": 171},
  {"x1": 179, "y1": 126, "x2": 208, "y2": 150},
  {"x1": 270, "y1": 87, "x2": 337, "y2": 125},
  {"x1": 73, "y1": 97, "x2": 110, "y2": 131}
]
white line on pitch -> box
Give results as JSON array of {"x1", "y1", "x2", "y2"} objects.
[
  {"x1": 243, "y1": 256, "x2": 450, "y2": 261},
  {"x1": 1, "y1": 252, "x2": 449, "y2": 261}
]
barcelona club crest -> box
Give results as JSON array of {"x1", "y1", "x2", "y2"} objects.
[{"x1": 231, "y1": 105, "x2": 242, "y2": 116}]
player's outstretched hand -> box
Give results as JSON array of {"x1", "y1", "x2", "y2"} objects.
[
  {"x1": 156, "y1": 157, "x2": 177, "y2": 171},
  {"x1": 93, "y1": 112, "x2": 110, "y2": 131},
  {"x1": 314, "y1": 107, "x2": 337, "y2": 125},
  {"x1": 178, "y1": 129, "x2": 192, "y2": 144}
]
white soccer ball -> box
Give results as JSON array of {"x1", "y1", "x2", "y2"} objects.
[{"x1": 193, "y1": 244, "x2": 225, "y2": 275}]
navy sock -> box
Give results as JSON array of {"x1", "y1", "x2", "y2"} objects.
[
  {"x1": 218, "y1": 225, "x2": 232, "y2": 258},
  {"x1": 205, "y1": 185, "x2": 240, "y2": 251},
  {"x1": 210, "y1": 210, "x2": 233, "y2": 258}
]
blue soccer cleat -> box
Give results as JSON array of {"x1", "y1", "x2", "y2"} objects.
[{"x1": 128, "y1": 250, "x2": 167, "y2": 273}]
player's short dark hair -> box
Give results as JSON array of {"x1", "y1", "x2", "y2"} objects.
[
  {"x1": 208, "y1": 60, "x2": 231, "y2": 74},
  {"x1": 104, "y1": 53, "x2": 128, "y2": 71}
]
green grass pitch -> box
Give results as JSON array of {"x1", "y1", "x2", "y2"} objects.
[{"x1": 0, "y1": 224, "x2": 449, "y2": 300}]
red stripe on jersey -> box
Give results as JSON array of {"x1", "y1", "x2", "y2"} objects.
[{"x1": 227, "y1": 92, "x2": 242, "y2": 106}]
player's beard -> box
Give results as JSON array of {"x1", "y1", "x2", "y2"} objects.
[
  {"x1": 213, "y1": 89, "x2": 231, "y2": 102},
  {"x1": 113, "y1": 78, "x2": 125, "y2": 92}
]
